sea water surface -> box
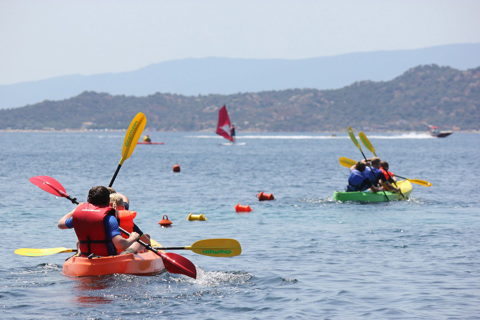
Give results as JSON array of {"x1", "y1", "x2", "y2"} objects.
[{"x1": 0, "y1": 131, "x2": 479, "y2": 319}]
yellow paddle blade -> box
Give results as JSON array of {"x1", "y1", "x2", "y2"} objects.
[
  {"x1": 189, "y1": 238, "x2": 241, "y2": 257},
  {"x1": 120, "y1": 112, "x2": 147, "y2": 165},
  {"x1": 339, "y1": 157, "x2": 357, "y2": 168},
  {"x1": 406, "y1": 179, "x2": 432, "y2": 187},
  {"x1": 359, "y1": 132, "x2": 377, "y2": 156},
  {"x1": 348, "y1": 126, "x2": 361, "y2": 150},
  {"x1": 14, "y1": 247, "x2": 75, "y2": 256}
]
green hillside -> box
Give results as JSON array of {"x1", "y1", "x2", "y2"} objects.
[{"x1": 1, "y1": 64, "x2": 479, "y2": 131}]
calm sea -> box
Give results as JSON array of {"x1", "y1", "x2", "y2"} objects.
[{"x1": 1, "y1": 131, "x2": 479, "y2": 319}]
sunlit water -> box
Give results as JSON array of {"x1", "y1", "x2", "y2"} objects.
[{"x1": 1, "y1": 131, "x2": 479, "y2": 319}]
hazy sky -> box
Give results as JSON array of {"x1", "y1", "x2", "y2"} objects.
[{"x1": 1, "y1": 0, "x2": 479, "y2": 85}]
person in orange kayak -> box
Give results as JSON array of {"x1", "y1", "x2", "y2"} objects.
[
  {"x1": 109, "y1": 193, "x2": 151, "y2": 253},
  {"x1": 380, "y1": 161, "x2": 401, "y2": 192},
  {"x1": 57, "y1": 186, "x2": 141, "y2": 257}
]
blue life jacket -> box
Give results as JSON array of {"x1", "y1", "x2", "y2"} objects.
[
  {"x1": 365, "y1": 166, "x2": 384, "y2": 186},
  {"x1": 347, "y1": 169, "x2": 370, "y2": 191}
]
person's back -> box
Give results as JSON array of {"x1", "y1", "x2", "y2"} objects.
[
  {"x1": 347, "y1": 162, "x2": 371, "y2": 192},
  {"x1": 58, "y1": 186, "x2": 141, "y2": 257}
]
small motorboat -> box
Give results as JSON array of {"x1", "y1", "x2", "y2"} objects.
[{"x1": 430, "y1": 126, "x2": 453, "y2": 138}]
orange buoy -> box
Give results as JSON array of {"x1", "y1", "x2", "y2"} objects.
[
  {"x1": 158, "y1": 215, "x2": 172, "y2": 227},
  {"x1": 173, "y1": 164, "x2": 181, "y2": 172},
  {"x1": 235, "y1": 203, "x2": 252, "y2": 212},
  {"x1": 257, "y1": 191, "x2": 274, "y2": 201}
]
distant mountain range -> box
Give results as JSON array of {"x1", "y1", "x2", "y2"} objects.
[
  {"x1": 1, "y1": 64, "x2": 478, "y2": 132},
  {"x1": 1, "y1": 43, "x2": 480, "y2": 109}
]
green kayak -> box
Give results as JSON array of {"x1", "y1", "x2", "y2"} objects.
[{"x1": 333, "y1": 180, "x2": 412, "y2": 203}]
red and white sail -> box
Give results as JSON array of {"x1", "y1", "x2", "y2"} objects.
[{"x1": 216, "y1": 105, "x2": 234, "y2": 142}]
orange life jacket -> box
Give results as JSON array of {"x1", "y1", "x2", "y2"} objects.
[
  {"x1": 380, "y1": 168, "x2": 395, "y2": 191},
  {"x1": 116, "y1": 210, "x2": 137, "y2": 239}
]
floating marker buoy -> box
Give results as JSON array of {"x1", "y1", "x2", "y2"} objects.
[
  {"x1": 235, "y1": 203, "x2": 252, "y2": 212},
  {"x1": 158, "y1": 214, "x2": 172, "y2": 227},
  {"x1": 173, "y1": 164, "x2": 181, "y2": 172},
  {"x1": 187, "y1": 213, "x2": 207, "y2": 221},
  {"x1": 258, "y1": 191, "x2": 274, "y2": 201}
]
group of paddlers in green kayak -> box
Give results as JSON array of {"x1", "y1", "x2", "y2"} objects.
[{"x1": 346, "y1": 157, "x2": 401, "y2": 193}]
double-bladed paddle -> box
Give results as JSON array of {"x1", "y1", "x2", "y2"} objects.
[
  {"x1": 339, "y1": 157, "x2": 432, "y2": 187},
  {"x1": 348, "y1": 126, "x2": 389, "y2": 201},
  {"x1": 109, "y1": 112, "x2": 147, "y2": 187},
  {"x1": 15, "y1": 238, "x2": 242, "y2": 259},
  {"x1": 27, "y1": 175, "x2": 197, "y2": 279},
  {"x1": 358, "y1": 132, "x2": 405, "y2": 199}
]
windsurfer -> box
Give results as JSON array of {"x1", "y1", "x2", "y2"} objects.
[{"x1": 230, "y1": 125, "x2": 236, "y2": 143}]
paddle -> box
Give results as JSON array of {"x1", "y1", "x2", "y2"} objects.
[
  {"x1": 154, "y1": 238, "x2": 242, "y2": 257},
  {"x1": 15, "y1": 247, "x2": 76, "y2": 256},
  {"x1": 338, "y1": 157, "x2": 432, "y2": 187},
  {"x1": 109, "y1": 112, "x2": 147, "y2": 187},
  {"x1": 359, "y1": 132, "x2": 405, "y2": 199},
  {"x1": 118, "y1": 228, "x2": 197, "y2": 279},
  {"x1": 348, "y1": 126, "x2": 389, "y2": 201},
  {"x1": 15, "y1": 238, "x2": 242, "y2": 259},
  {"x1": 28, "y1": 175, "x2": 197, "y2": 279}
]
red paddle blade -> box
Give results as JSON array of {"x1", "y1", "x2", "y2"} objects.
[
  {"x1": 29, "y1": 176, "x2": 68, "y2": 197},
  {"x1": 161, "y1": 252, "x2": 197, "y2": 279}
]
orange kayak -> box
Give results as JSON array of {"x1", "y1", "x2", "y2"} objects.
[{"x1": 62, "y1": 251, "x2": 166, "y2": 277}]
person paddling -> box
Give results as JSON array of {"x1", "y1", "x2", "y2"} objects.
[
  {"x1": 143, "y1": 134, "x2": 151, "y2": 143},
  {"x1": 380, "y1": 161, "x2": 401, "y2": 192},
  {"x1": 57, "y1": 186, "x2": 142, "y2": 257},
  {"x1": 346, "y1": 161, "x2": 382, "y2": 192},
  {"x1": 109, "y1": 193, "x2": 151, "y2": 253}
]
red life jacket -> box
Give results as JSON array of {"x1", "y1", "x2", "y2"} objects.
[
  {"x1": 73, "y1": 203, "x2": 117, "y2": 257},
  {"x1": 380, "y1": 168, "x2": 395, "y2": 191},
  {"x1": 117, "y1": 210, "x2": 137, "y2": 239}
]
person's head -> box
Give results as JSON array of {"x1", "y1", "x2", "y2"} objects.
[
  {"x1": 381, "y1": 161, "x2": 389, "y2": 170},
  {"x1": 371, "y1": 157, "x2": 381, "y2": 168},
  {"x1": 109, "y1": 193, "x2": 124, "y2": 210},
  {"x1": 87, "y1": 186, "x2": 110, "y2": 206},
  {"x1": 355, "y1": 161, "x2": 366, "y2": 172},
  {"x1": 106, "y1": 187, "x2": 116, "y2": 194}
]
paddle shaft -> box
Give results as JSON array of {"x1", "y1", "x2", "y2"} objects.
[{"x1": 109, "y1": 164, "x2": 122, "y2": 187}]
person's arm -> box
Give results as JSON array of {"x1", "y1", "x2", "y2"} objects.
[
  {"x1": 58, "y1": 207, "x2": 78, "y2": 229},
  {"x1": 112, "y1": 232, "x2": 141, "y2": 252}
]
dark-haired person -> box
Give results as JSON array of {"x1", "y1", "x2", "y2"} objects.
[
  {"x1": 364, "y1": 157, "x2": 387, "y2": 191},
  {"x1": 346, "y1": 161, "x2": 382, "y2": 193},
  {"x1": 57, "y1": 186, "x2": 141, "y2": 257}
]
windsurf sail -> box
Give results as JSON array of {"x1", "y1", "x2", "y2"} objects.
[{"x1": 216, "y1": 105, "x2": 234, "y2": 142}]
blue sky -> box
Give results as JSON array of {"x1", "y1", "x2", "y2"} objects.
[{"x1": 1, "y1": 0, "x2": 479, "y2": 85}]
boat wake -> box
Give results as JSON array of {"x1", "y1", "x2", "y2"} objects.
[{"x1": 192, "y1": 132, "x2": 433, "y2": 140}]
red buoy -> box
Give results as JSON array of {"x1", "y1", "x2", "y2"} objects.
[
  {"x1": 258, "y1": 191, "x2": 274, "y2": 201},
  {"x1": 235, "y1": 203, "x2": 252, "y2": 212},
  {"x1": 158, "y1": 215, "x2": 172, "y2": 227},
  {"x1": 173, "y1": 164, "x2": 181, "y2": 172}
]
